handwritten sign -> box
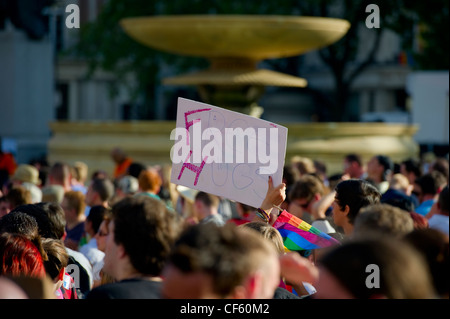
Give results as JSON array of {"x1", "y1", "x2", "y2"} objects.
[{"x1": 170, "y1": 97, "x2": 288, "y2": 208}]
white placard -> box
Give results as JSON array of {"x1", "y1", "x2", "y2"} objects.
[{"x1": 170, "y1": 97, "x2": 288, "y2": 208}]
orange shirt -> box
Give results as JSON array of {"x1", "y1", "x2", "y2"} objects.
[{"x1": 114, "y1": 157, "x2": 133, "y2": 179}]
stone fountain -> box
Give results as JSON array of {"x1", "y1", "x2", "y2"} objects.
[
  {"x1": 120, "y1": 15, "x2": 350, "y2": 117},
  {"x1": 47, "y1": 15, "x2": 418, "y2": 176}
]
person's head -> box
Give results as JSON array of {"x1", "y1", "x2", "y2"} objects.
[
  {"x1": 404, "y1": 228, "x2": 449, "y2": 298},
  {"x1": 343, "y1": 154, "x2": 364, "y2": 178},
  {"x1": 11, "y1": 164, "x2": 41, "y2": 186},
  {"x1": 11, "y1": 202, "x2": 66, "y2": 240},
  {"x1": 0, "y1": 210, "x2": 47, "y2": 261},
  {"x1": 400, "y1": 158, "x2": 422, "y2": 184},
  {"x1": 71, "y1": 161, "x2": 88, "y2": 185},
  {"x1": 314, "y1": 236, "x2": 436, "y2": 299},
  {"x1": 430, "y1": 157, "x2": 449, "y2": 180},
  {"x1": 126, "y1": 162, "x2": 147, "y2": 179},
  {"x1": 0, "y1": 232, "x2": 46, "y2": 279},
  {"x1": 437, "y1": 185, "x2": 449, "y2": 216},
  {"x1": 332, "y1": 179, "x2": 381, "y2": 234},
  {"x1": 85, "y1": 205, "x2": 109, "y2": 237},
  {"x1": 161, "y1": 223, "x2": 280, "y2": 299},
  {"x1": 291, "y1": 156, "x2": 316, "y2": 176},
  {"x1": 138, "y1": 169, "x2": 162, "y2": 194},
  {"x1": 85, "y1": 178, "x2": 114, "y2": 207},
  {"x1": 41, "y1": 185, "x2": 65, "y2": 204},
  {"x1": 48, "y1": 162, "x2": 71, "y2": 190},
  {"x1": 94, "y1": 213, "x2": 112, "y2": 253},
  {"x1": 389, "y1": 173, "x2": 410, "y2": 193},
  {"x1": 367, "y1": 155, "x2": 393, "y2": 183},
  {"x1": 194, "y1": 191, "x2": 220, "y2": 220},
  {"x1": 110, "y1": 147, "x2": 128, "y2": 164},
  {"x1": 413, "y1": 171, "x2": 447, "y2": 203},
  {"x1": 283, "y1": 164, "x2": 299, "y2": 187},
  {"x1": 288, "y1": 174, "x2": 325, "y2": 214},
  {"x1": 61, "y1": 191, "x2": 86, "y2": 223},
  {"x1": 5, "y1": 186, "x2": 32, "y2": 210},
  {"x1": 102, "y1": 196, "x2": 182, "y2": 281},
  {"x1": 115, "y1": 175, "x2": 139, "y2": 199},
  {"x1": 240, "y1": 221, "x2": 285, "y2": 255},
  {"x1": 353, "y1": 204, "x2": 414, "y2": 238},
  {"x1": 41, "y1": 238, "x2": 69, "y2": 288}
]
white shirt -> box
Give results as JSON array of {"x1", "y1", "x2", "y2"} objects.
[{"x1": 428, "y1": 214, "x2": 449, "y2": 236}]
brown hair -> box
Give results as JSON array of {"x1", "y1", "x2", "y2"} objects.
[
  {"x1": 6, "y1": 186, "x2": 32, "y2": 209},
  {"x1": 288, "y1": 174, "x2": 325, "y2": 202},
  {"x1": 63, "y1": 191, "x2": 86, "y2": 217}
]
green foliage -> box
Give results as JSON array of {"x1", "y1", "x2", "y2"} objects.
[{"x1": 70, "y1": 0, "x2": 448, "y2": 120}]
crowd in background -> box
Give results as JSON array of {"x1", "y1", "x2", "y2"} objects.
[{"x1": 0, "y1": 147, "x2": 448, "y2": 299}]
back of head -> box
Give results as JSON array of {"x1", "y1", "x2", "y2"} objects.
[
  {"x1": 138, "y1": 169, "x2": 162, "y2": 193},
  {"x1": 404, "y1": 228, "x2": 449, "y2": 297},
  {"x1": 335, "y1": 179, "x2": 381, "y2": 224},
  {"x1": 288, "y1": 174, "x2": 325, "y2": 202},
  {"x1": 72, "y1": 161, "x2": 88, "y2": 183},
  {"x1": 111, "y1": 196, "x2": 182, "y2": 276},
  {"x1": 91, "y1": 178, "x2": 114, "y2": 202},
  {"x1": 354, "y1": 204, "x2": 414, "y2": 238},
  {"x1": 49, "y1": 162, "x2": 70, "y2": 185},
  {"x1": 117, "y1": 175, "x2": 139, "y2": 195},
  {"x1": 415, "y1": 171, "x2": 447, "y2": 196},
  {"x1": 291, "y1": 156, "x2": 316, "y2": 176},
  {"x1": 0, "y1": 210, "x2": 39, "y2": 238},
  {"x1": 319, "y1": 236, "x2": 436, "y2": 298},
  {"x1": 63, "y1": 190, "x2": 86, "y2": 217},
  {"x1": 41, "y1": 237, "x2": 69, "y2": 281},
  {"x1": 41, "y1": 185, "x2": 65, "y2": 204},
  {"x1": 401, "y1": 158, "x2": 422, "y2": 177},
  {"x1": 389, "y1": 173, "x2": 410, "y2": 192},
  {"x1": 0, "y1": 232, "x2": 46, "y2": 279},
  {"x1": 430, "y1": 157, "x2": 449, "y2": 180},
  {"x1": 345, "y1": 154, "x2": 363, "y2": 166},
  {"x1": 0, "y1": 211, "x2": 47, "y2": 261},
  {"x1": 240, "y1": 221, "x2": 285, "y2": 255},
  {"x1": 166, "y1": 223, "x2": 278, "y2": 298},
  {"x1": 6, "y1": 186, "x2": 32, "y2": 209},
  {"x1": 194, "y1": 191, "x2": 220, "y2": 209},
  {"x1": 127, "y1": 162, "x2": 146, "y2": 179},
  {"x1": 12, "y1": 203, "x2": 66, "y2": 240}
]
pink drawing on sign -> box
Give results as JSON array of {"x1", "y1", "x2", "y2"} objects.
[
  {"x1": 177, "y1": 151, "x2": 208, "y2": 186},
  {"x1": 269, "y1": 123, "x2": 277, "y2": 128},
  {"x1": 184, "y1": 108, "x2": 211, "y2": 145}
]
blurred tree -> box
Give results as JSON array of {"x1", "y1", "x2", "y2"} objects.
[{"x1": 71, "y1": 0, "x2": 448, "y2": 121}]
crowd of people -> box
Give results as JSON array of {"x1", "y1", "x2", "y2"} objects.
[{"x1": 0, "y1": 148, "x2": 448, "y2": 299}]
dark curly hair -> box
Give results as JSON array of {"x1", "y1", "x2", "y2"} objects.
[{"x1": 111, "y1": 196, "x2": 182, "y2": 276}]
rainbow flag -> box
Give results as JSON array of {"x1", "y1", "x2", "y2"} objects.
[{"x1": 273, "y1": 210, "x2": 340, "y2": 252}]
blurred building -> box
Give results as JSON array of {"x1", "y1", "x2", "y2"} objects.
[{"x1": 1, "y1": 0, "x2": 448, "y2": 165}]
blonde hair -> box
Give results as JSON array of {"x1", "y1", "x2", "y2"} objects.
[
  {"x1": 389, "y1": 173, "x2": 410, "y2": 192},
  {"x1": 240, "y1": 221, "x2": 285, "y2": 255}
]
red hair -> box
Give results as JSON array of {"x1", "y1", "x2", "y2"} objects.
[{"x1": 0, "y1": 233, "x2": 46, "y2": 279}]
